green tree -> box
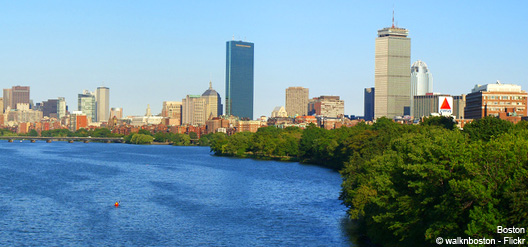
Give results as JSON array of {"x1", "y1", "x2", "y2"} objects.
[
  {"x1": 463, "y1": 116, "x2": 513, "y2": 141},
  {"x1": 27, "y1": 129, "x2": 38, "y2": 137},
  {"x1": 189, "y1": 131, "x2": 198, "y2": 140},
  {"x1": 420, "y1": 116, "x2": 456, "y2": 130}
]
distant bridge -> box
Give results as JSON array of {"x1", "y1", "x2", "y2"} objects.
[{"x1": 0, "y1": 136, "x2": 124, "y2": 143}]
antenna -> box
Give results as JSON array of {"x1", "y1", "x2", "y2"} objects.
[
  {"x1": 232, "y1": 35, "x2": 234, "y2": 40},
  {"x1": 392, "y1": 6, "x2": 395, "y2": 28}
]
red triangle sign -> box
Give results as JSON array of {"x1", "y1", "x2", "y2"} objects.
[{"x1": 440, "y1": 98, "x2": 451, "y2": 110}]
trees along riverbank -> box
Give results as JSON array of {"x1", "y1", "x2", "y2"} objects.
[{"x1": 210, "y1": 116, "x2": 528, "y2": 246}]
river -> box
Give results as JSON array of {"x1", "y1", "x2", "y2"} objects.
[{"x1": 0, "y1": 141, "x2": 355, "y2": 246}]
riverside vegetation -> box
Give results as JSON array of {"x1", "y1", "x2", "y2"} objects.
[{"x1": 209, "y1": 116, "x2": 528, "y2": 246}]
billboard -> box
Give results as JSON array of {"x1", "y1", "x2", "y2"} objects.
[{"x1": 438, "y1": 96, "x2": 453, "y2": 116}]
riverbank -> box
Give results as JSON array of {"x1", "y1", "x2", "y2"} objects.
[{"x1": 210, "y1": 116, "x2": 528, "y2": 246}]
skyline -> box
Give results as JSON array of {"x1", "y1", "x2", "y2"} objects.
[{"x1": 2, "y1": 1, "x2": 527, "y2": 117}]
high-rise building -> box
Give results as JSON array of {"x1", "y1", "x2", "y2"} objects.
[
  {"x1": 3, "y1": 86, "x2": 30, "y2": 110},
  {"x1": 11, "y1": 86, "x2": 30, "y2": 110},
  {"x1": 182, "y1": 95, "x2": 206, "y2": 125},
  {"x1": 96, "y1": 87, "x2": 109, "y2": 123},
  {"x1": 464, "y1": 81, "x2": 527, "y2": 120},
  {"x1": 78, "y1": 90, "x2": 96, "y2": 123},
  {"x1": 285, "y1": 87, "x2": 309, "y2": 117},
  {"x1": 202, "y1": 81, "x2": 222, "y2": 119},
  {"x1": 225, "y1": 40, "x2": 254, "y2": 119},
  {"x1": 3, "y1": 89, "x2": 11, "y2": 112},
  {"x1": 364, "y1": 87, "x2": 375, "y2": 121},
  {"x1": 57, "y1": 97, "x2": 67, "y2": 120},
  {"x1": 42, "y1": 99, "x2": 59, "y2": 118},
  {"x1": 0, "y1": 98, "x2": 3, "y2": 114},
  {"x1": 410, "y1": 60, "x2": 433, "y2": 117},
  {"x1": 374, "y1": 22, "x2": 411, "y2": 119}
]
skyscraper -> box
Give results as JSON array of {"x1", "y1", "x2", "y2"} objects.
[
  {"x1": 202, "y1": 81, "x2": 222, "y2": 119},
  {"x1": 78, "y1": 90, "x2": 96, "y2": 123},
  {"x1": 3, "y1": 89, "x2": 11, "y2": 112},
  {"x1": 182, "y1": 95, "x2": 206, "y2": 125},
  {"x1": 225, "y1": 40, "x2": 254, "y2": 119},
  {"x1": 4, "y1": 86, "x2": 30, "y2": 110},
  {"x1": 364, "y1": 87, "x2": 375, "y2": 121},
  {"x1": 57, "y1": 97, "x2": 67, "y2": 120},
  {"x1": 374, "y1": 21, "x2": 411, "y2": 119},
  {"x1": 96, "y1": 87, "x2": 109, "y2": 123},
  {"x1": 286, "y1": 87, "x2": 309, "y2": 117},
  {"x1": 410, "y1": 60, "x2": 433, "y2": 117}
]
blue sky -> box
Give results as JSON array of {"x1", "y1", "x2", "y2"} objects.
[{"x1": 2, "y1": 1, "x2": 527, "y2": 117}]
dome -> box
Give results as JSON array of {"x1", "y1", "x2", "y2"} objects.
[
  {"x1": 411, "y1": 60, "x2": 429, "y2": 73},
  {"x1": 202, "y1": 81, "x2": 219, "y2": 97}
]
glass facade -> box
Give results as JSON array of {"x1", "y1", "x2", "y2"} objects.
[
  {"x1": 78, "y1": 91, "x2": 96, "y2": 122},
  {"x1": 225, "y1": 41, "x2": 254, "y2": 119}
]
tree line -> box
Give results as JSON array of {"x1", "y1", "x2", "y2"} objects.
[{"x1": 210, "y1": 116, "x2": 528, "y2": 246}]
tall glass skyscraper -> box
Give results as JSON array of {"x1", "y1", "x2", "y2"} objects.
[{"x1": 225, "y1": 40, "x2": 254, "y2": 119}]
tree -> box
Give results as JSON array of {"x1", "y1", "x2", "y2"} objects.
[
  {"x1": 420, "y1": 116, "x2": 456, "y2": 130},
  {"x1": 463, "y1": 116, "x2": 513, "y2": 142},
  {"x1": 28, "y1": 129, "x2": 38, "y2": 137},
  {"x1": 189, "y1": 131, "x2": 198, "y2": 140}
]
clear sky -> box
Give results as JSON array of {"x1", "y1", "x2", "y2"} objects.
[{"x1": 2, "y1": 0, "x2": 527, "y2": 117}]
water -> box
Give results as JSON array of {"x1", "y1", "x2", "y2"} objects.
[{"x1": 0, "y1": 141, "x2": 354, "y2": 246}]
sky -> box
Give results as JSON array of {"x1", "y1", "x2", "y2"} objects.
[{"x1": 2, "y1": 0, "x2": 527, "y2": 117}]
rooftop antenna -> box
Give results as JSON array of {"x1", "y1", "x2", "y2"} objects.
[
  {"x1": 232, "y1": 35, "x2": 234, "y2": 40},
  {"x1": 392, "y1": 6, "x2": 395, "y2": 28}
]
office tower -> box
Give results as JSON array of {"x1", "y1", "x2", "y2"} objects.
[
  {"x1": 374, "y1": 21, "x2": 411, "y2": 119},
  {"x1": 96, "y1": 87, "x2": 109, "y2": 122},
  {"x1": 465, "y1": 81, "x2": 527, "y2": 120},
  {"x1": 42, "y1": 99, "x2": 59, "y2": 117},
  {"x1": 3, "y1": 89, "x2": 11, "y2": 112},
  {"x1": 78, "y1": 90, "x2": 96, "y2": 123},
  {"x1": 364, "y1": 87, "x2": 375, "y2": 121},
  {"x1": 410, "y1": 60, "x2": 433, "y2": 116},
  {"x1": 307, "y1": 96, "x2": 345, "y2": 118},
  {"x1": 285, "y1": 87, "x2": 309, "y2": 117},
  {"x1": 0, "y1": 98, "x2": 3, "y2": 114},
  {"x1": 110, "y1": 107, "x2": 123, "y2": 119},
  {"x1": 225, "y1": 40, "x2": 254, "y2": 119},
  {"x1": 57, "y1": 97, "x2": 67, "y2": 120},
  {"x1": 4, "y1": 86, "x2": 30, "y2": 110},
  {"x1": 162, "y1": 101, "x2": 182, "y2": 126},
  {"x1": 182, "y1": 95, "x2": 206, "y2": 125},
  {"x1": 202, "y1": 81, "x2": 222, "y2": 119}
]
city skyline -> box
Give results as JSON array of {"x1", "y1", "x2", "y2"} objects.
[{"x1": 2, "y1": 1, "x2": 527, "y2": 117}]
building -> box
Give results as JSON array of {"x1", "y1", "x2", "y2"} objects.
[
  {"x1": 413, "y1": 93, "x2": 465, "y2": 119},
  {"x1": 202, "y1": 82, "x2": 222, "y2": 119},
  {"x1": 410, "y1": 60, "x2": 433, "y2": 117},
  {"x1": 69, "y1": 111, "x2": 88, "y2": 131},
  {"x1": 308, "y1": 96, "x2": 344, "y2": 118},
  {"x1": 3, "y1": 86, "x2": 30, "y2": 110},
  {"x1": 182, "y1": 95, "x2": 206, "y2": 125},
  {"x1": 110, "y1": 107, "x2": 123, "y2": 119},
  {"x1": 271, "y1": 106, "x2": 288, "y2": 118},
  {"x1": 225, "y1": 40, "x2": 254, "y2": 119},
  {"x1": 11, "y1": 86, "x2": 30, "y2": 110},
  {"x1": 3, "y1": 89, "x2": 11, "y2": 113},
  {"x1": 285, "y1": 87, "x2": 309, "y2": 117},
  {"x1": 57, "y1": 97, "x2": 67, "y2": 120},
  {"x1": 162, "y1": 101, "x2": 182, "y2": 125},
  {"x1": 0, "y1": 98, "x2": 3, "y2": 114},
  {"x1": 95, "y1": 87, "x2": 110, "y2": 123},
  {"x1": 374, "y1": 22, "x2": 411, "y2": 119},
  {"x1": 364, "y1": 87, "x2": 375, "y2": 121},
  {"x1": 464, "y1": 81, "x2": 527, "y2": 121},
  {"x1": 41, "y1": 99, "x2": 59, "y2": 118},
  {"x1": 78, "y1": 90, "x2": 96, "y2": 123}
]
